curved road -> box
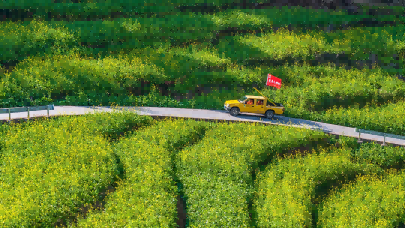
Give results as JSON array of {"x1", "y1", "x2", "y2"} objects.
[{"x1": 1, "y1": 105, "x2": 404, "y2": 147}]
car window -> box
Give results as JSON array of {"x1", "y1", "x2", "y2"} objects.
[
  {"x1": 238, "y1": 96, "x2": 247, "y2": 103},
  {"x1": 257, "y1": 100, "x2": 264, "y2": 105}
]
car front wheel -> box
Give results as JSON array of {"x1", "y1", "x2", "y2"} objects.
[
  {"x1": 230, "y1": 107, "x2": 240, "y2": 116},
  {"x1": 265, "y1": 110, "x2": 274, "y2": 119}
]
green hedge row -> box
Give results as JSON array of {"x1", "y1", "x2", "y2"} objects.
[
  {"x1": 1, "y1": 0, "x2": 243, "y2": 16},
  {"x1": 265, "y1": 66, "x2": 405, "y2": 112},
  {"x1": 318, "y1": 169, "x2": 405, "y2": 227},
  {"x1": 258, "y1": 64, "x2": 405, "y2": 136},
  {"x1": 351, "y1": 142, "x2": 405, "y2": 169},
  {"x1": 0, "y1": 20, "x2": 80, "y2": 64},
  {"x1": 0, "y1": 52, "x2": 166, "y2": 108},
  {"x1": 315, "y1": 99, "x2": 405, "y2": 136},
  {"x1": 219, "y1": 26, "x2": 405, "y2": 68},
  {"x1": 70, "y1": 118, "x2": 212, "y2": 227},
  {"x1": 254, "y1": 147, "x2": 382, "y2": 227},
  {"x1": 176, "y1": 122, "x2": 328, "y2": 227},
  {"x1": 47, "y1": 16, "x2": 216, "y2": 47},
  {"x1": 0, "y1": 110, "x2": 153, "y2": 227}
]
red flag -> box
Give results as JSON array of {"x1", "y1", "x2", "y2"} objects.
[{"x1": 266, "y1": 74, "x2": 282, "y2": 89}]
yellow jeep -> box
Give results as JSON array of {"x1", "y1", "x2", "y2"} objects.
[{"x1": 224, "y1": 88, "x2": 285, "y2": 119}]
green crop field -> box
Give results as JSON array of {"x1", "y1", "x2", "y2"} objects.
[
  {"x1": 1, "y1": 0, "x2": 405, "y2": 136},
  {"x1": 1, "y1": 110, "x2": 405, "y2": 227},
  {"x1": 1, "y1": 1, "x2": 405, "y2": 227}
]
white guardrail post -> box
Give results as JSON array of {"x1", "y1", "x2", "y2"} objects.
[
  {"x1": 0, "y1": 104, "x2": 55, "y2": 121},
  {"x1": 355, "y1": 128, "x2": 405, "y2": 146}
]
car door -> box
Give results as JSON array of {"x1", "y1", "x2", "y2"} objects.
[
  {"x1": 241, "y1": 99, "x2": 255, "y2": 113},
  {"x1": 255, "y1": 99, "x2": 265, "y2": 114}
]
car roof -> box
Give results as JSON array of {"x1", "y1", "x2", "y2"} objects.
[{"x1": 245, "y1": 95, "x2": 266, "y2": 99}]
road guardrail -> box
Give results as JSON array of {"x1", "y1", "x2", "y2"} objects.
[
  {"x1": 355, "y1": 128, "x2": 405, "y2": 146},
  {"x1": 0, "y1": 104, "x2": 55, "y2": 120}
]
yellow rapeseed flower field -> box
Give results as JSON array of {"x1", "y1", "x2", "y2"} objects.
[
  {"x1": 254, "y1": 147, "x2": 383, "y2": 228},
  {"x1": 318, "y1": 169, "x2": 405, "y2": 228}
]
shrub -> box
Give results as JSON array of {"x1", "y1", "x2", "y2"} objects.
[
  {"x1": 318, "y1": 169, "x2": 405, "y2": 228},
  {"x1": 1, "y1": 53, "x2": 165, "y2": 108},
  {"x1": 70, "y1": 118, "x2": 213, "y2": 228},
  {"x1": 0, "y1": 116, "x2": 116, "y2": 227},
  {"x1": 351, "y1": 142, "x2": 405, "y2": 169},
  {"x1": 176, "y1": 122, "x2": 328, "y2": 227},
  {"x1": 254, "y1": 147, "x2": 382, "y2": 228}
]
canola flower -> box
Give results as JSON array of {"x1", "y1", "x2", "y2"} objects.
[
  {"x1": 318, "y1": 169, "x2": 405, "y2": 228},
  {"x1": 238, "y1": 28, "x2": 330, "y2": 61},
  {"x1": 1, "y1": 10, "x2": 405, "y2": 227},
  {"x1": 2, "y1": 50, "x2": 165, "y2": 108},
  {"x1": 322, "y1": 99, "x2": 405, "y2": 136},
  {"x1": 0, "y1": 108, "x2": 153, "y2": 227},
  {"x1": 254, "y1": 147, "x2": 383, "y2": 228},
  {"x1": 2, "y1": 17, "x2": 404, "y2": 135},
  {"x1": 176, "y1": 122, "x2": 328, "y2": 228},
  {"x1": 351, "y1": 142, "x2": 405, "y2": 168},
  {"x1": 70, "y1": 118, "x2": 212, "y2": 228},
  {"x1": 0, "y1": 19, "x2": 78, "y2": 63}
]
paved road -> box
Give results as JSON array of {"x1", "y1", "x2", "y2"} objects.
[{"x1": 1, "y1": 105, "x2": 404, "y2": 147}]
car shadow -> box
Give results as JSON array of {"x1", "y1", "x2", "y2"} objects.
[{"x1": 217, "y1": 111, "x2": 333, "y2": 133}]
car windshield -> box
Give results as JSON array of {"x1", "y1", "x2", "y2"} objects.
[{"x1": 238, "y1": 96, "x2": 247, "y2": 103}]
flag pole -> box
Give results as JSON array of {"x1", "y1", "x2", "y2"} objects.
[{"x1": 253, "y1": 87, "x2": 275, "y2": 106}]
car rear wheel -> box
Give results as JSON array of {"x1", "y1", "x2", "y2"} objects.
[
  {"x1": 230, "y1": 107, "x2": 240, "y2": 116},
  {"x1": 265, "y1": 110, "x2": 274, "y2": 119}
]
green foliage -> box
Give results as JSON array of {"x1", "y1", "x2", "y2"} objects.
[
  {"x1": 322, "y1": 26, "x2": 405, "y2": 64},
  {"x1": 47, "y1": 15, "x2": 216, "y2": 48},
  {"x1": 45, "y1": 107, "x2": 154, "y2": 142},
  {"x1": 351, "y1": 142, "x2": 405, "y2": 169},
  {"x1": 317, "y1": 169, "x2": 405, "y2": 228},
  {"x1": 1, "y1": 4, "x2": 405, "y2": 227},
  {"x1": 176, "y1": 122, "x2": 328, "y2": 227},
  {"x1": 0, "y1": 52, "x2": 166, "y2": 107},
  {"x1": 220, "y1": 25, "x2": 405, "y2": 67},
  {"x1": 8, "y1": 0, "x2": 241, "y2": 19},
  {"x1": 320, "y1": 99, "x2": 405, "y2": 136},
  {"x1": 0, "y1": 114, "x2": 123, "y2": 227},
  {"x1": 256, "y1": 64, "x2": 405, "y2": 136},
  {"x1": 70, "y1": 118, "x2": 212, "y2": 228},
  {"x1": 273, "y1": 66, "x2": 405, "y2": 112},
  {"x1": 0, "y1": 20, "x2": 80, "y2": 63},
  {"x1": 254, "y1": 147, "x2": 382, "y2": 227},
  {"x1": 211, "y1": 10, "x2": 273, "y2": 31},
  {"x1": 233, "y1": 7, "x2": 365, "y2": 29},
  {"x1": 123, "y1": 45, "x2": 232, "y2": 86},
  {"x1": 231, "y1": 29, "x2": 331, "y2": 62}
]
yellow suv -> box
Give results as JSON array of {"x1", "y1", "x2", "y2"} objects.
[{"x1": 224, "y1": 95, "x2": 285, "y2": 119}]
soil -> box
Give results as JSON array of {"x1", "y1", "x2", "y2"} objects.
[{"x1": 177, "y1": 195, "x2": 187, "y2": 228}]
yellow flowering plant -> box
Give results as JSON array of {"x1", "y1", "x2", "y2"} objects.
[
  {"x1": 176, "y1": 122, "x2": 328, "y2": 227},
  {"x1": 69, "y1": 118, "x2": 213, "y2": 228},
  {"x1": 254, "y1": 147, "x2": 383, "y2": 228},
  {"x1": 318, "y1": 169, "x2": 405, "y2": 228}
]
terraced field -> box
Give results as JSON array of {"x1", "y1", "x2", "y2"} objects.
[
  {"x1": 1, "y1": 1, "x2": 405, "y2": 227},
  {"x1": 1, "y1": 110, "x2": 405, "y2": 227},
  {"x1": 1, "y1": 1, "x2": 405, "y2": 136}
]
